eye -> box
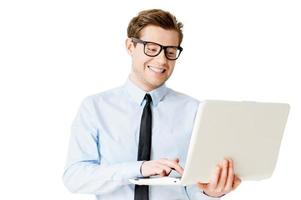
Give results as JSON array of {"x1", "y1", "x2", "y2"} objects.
[
  {"x1": 166, "y1": 49, "x2": 177, "y2": 55},
  {"x1": 147, "y1": 47, "x2": 158, "y2": 52},
  {"x1": 145, "y1": 43, "x2": 160, "y2": 54}
]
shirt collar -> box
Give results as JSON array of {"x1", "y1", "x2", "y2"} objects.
[{"x1": 123, "y1": 77, "x2": 169, "y2": 107}]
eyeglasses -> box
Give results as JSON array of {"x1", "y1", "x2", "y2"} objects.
[{"x1": 131, "y1": 37, "x2": 183, "y2": 60}]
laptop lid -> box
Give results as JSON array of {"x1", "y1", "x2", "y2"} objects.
[{"x1": 181, "y1": 100, "x2": 290, "y2": 185}]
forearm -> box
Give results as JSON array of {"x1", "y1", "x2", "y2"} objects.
[
  {"x1": 185, "y1": 185, "x2": 221, "y2": 200},
  {"x1": 63, "y1": 160, "x2": 143, "y2": 194}
]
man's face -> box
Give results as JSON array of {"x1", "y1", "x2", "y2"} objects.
[{"x1": 126, "y1": 25, "x2": 180, "y2": 91}]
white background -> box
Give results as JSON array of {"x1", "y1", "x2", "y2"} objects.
[{"x1": 0, "y1": 0, "x2": 300, "y2": 199}]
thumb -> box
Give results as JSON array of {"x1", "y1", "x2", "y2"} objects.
[
  {"x1": 233, "y1": 175, "x2": 241, "y2": 190},
  {"x1": 197, "y1": 182, "x2": 208, "y2": 190}
]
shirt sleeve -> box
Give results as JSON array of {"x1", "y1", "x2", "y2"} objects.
[
  {"x1": 62, "y1": 96, "x2": 143, "y2": 195},
  {"x1": 185, "y1": 185, "x2": 222, "y2": 200}
]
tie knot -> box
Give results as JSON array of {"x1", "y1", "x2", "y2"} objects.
[{"x1": 144, "y1": 93, "x2": 152, "y2": 103}]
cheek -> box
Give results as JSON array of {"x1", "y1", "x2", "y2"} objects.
[
  {"x1": 167, "y1": 63, "x2": 176, "y2": 73},
  {"x1": 134, "y1": 55, "x2": 152, "y2": 69}
]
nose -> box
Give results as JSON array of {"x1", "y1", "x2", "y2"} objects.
[{"x1": 155, "y1": 49, "x2": 168, "y2": 65}]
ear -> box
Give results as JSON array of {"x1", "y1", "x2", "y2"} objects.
[{"x1": 125, "y1": 38, "x2": 134, "y2": 55}]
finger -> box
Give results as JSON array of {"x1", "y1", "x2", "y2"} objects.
[
  {"x1": 164, "y1": 165, "x2": 173, "y2": 176},
  {"x1": 174, "y1": 158, "x2": 184, "y2": 174},
  {"x1": 161, "y1": 157, "x2": 178, "y2": 162},
  {"x1": 216, "y1": 159, "x2": 229, "y2": 191},
  {"x1": 155, "y1": 167, "x2": 168, "y2": 177},
  {"x1": 210, "y1": 165, "x2": 221, "y2": 189},
  {"x1": 173, "y1": 165, "x2": 184, "y2": 175},
  {"x1": 166, "y1": 157, "x2": 181, "y2": 165},
  {"x1": 232, "y1": 175, "x2": 241, "y2": 190},
  {"x1": 197, "y1": 182, "x2": 208, "y2": 191},
  {"x1": 224, "y1": 159, "x2": 235, "y2": 193},
  {"x1": 155, "y1": 164, "x2": 172, "y2": 177},
  {"x1": 158, "y1": 159, "x2": 184, "y2": 175},
  {"x1": 168, "y1": 157, "x2": 179, "y2": 162},
  {"x1": 167, "y1": 158, "x2": 180, "y2": 176},
  {"x1": 159, "y1": 160, "x2": 184, "y2": 175}
]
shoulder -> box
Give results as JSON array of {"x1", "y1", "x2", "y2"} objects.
[
  {"x1": 165, "y1": 87, "x2": 200, "y2": 107},
  {"x1": 81, "y1": 85, "x2": 124, "y2": 107}
]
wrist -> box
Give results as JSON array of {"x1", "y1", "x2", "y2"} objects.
[
  {"x1": 202, "y1": 190, "x2": 225, "y2": 198},
  {"x1": 139, "y1": 161, "x2": 146, "y2": 177}
]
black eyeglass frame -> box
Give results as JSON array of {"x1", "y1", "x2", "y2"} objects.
[{"x1": 131, "y1": 37, "x2": 183, "y2": 60}]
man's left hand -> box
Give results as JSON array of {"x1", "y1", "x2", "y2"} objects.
[{"x1": 197, "y1": 159, "x2": 241, "y2": 198}]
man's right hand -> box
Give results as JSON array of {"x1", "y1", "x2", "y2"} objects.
[{"x1": 140, "y1": 158, "x2": 184, "y2": 177}]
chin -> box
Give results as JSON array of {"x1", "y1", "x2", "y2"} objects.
[{"x1": 148, "y1": 79, "x2": 166, "y2": 89}]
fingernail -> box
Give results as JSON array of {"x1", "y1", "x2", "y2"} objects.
[{"x1": 223, "y1": 160, "x2": 228, "y2": 165}]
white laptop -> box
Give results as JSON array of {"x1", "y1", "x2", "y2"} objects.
[{"x1": 129, "y1": 100, "x2": 290, "y2": 186}]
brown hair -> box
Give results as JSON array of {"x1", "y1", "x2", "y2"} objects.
[{"x1": 127, "y1": 9, "x2": 183, "y2": 45}]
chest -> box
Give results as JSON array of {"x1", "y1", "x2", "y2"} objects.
[{"x1": 94, "y1": 102, "x2": 195, "y2": 165}]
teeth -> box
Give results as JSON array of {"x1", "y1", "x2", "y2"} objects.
[{"x1": 148, "y1": 66, "x2": 165, "y2": 73}]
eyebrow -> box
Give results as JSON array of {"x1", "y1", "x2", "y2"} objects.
[{"x1": 135, "y1": 38, "x2": 180, "y2": 48}]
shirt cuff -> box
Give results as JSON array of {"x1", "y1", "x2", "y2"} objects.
[
  {"x1": 202, "y1": 191, "x2": 224, "y2": 199},
  {"x1": 185, "y1": 185, "x2": 222, "y2": 200},
  {"x1": 112, "y1": 161, "x2": 145, "y2": 181}
]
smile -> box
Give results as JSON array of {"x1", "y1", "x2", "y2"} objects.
[{"x1": 148, "y1": 66, "x2": 166, "y2": 73}]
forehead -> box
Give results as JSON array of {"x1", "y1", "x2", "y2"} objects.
[{"x1": 139, "y1": 25, "x2": 179, "y2": 46}]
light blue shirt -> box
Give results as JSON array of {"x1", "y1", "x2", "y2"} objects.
[{"x1": 63, "y1": 78, "x2": 219, "y2": 200}]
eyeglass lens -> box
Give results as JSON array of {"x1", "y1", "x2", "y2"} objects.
[{"x1": 145, "y1": 43, "x2": 179, "y2": 60}]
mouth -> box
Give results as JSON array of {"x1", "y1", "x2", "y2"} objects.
[{"x1": 147, "y1": 65, "x2": 166, "y2": 74}]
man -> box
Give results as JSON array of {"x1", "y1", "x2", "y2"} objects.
[{"x1": 63, "y1": 9, "x2": 241, "y2": 200}]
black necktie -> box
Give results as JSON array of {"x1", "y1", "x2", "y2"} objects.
[{"x1": 134, "y1": 93, "x2": 152, "y2": 200}]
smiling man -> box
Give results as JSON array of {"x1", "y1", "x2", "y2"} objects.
[
  {"x1": 63, "y1": 9, "x2": 241, "y2": 200},
  {"x1": 127, "y1": 25, "x2": 180, "y2": 91}
]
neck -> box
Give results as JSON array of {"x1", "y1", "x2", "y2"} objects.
[{"x1": 129, "y1": 73, "x2": 155, "y2": 92}]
